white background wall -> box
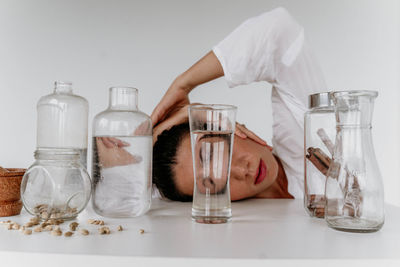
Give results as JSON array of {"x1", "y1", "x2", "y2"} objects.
[{"x1": 0, "y1": 0, "x2": 399, "y2": 205}]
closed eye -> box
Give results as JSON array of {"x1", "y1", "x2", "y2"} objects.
[{"x1": 202, "y1": 177, "x2": 215, "y2": 187}]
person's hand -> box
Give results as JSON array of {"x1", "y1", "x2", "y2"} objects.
[
  {"x1": 151, "y1": 77, "x2": 190, "y2": 128},
  {"x1": 134, "y1": 120, "x2": 152, "y2": 136},
  {"x1": 151, "y1": 51, "x2": 224, "y2": 127},
  {"x1": 99, "y1": 137, "x2": 130, "y2": 148},
  {"x1": 96, "y1": 137, "x2": 142, "y2": 168},
  {"x1": 153, "y1": 103, "x2": 192, "y2": 144},
  {"x1": 235, "y1": 123, "x2": 272, "y2": 151}
]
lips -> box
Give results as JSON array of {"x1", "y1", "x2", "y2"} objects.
[{"x1": 254, "y1": 159, "x2": 267, "y2": 185}]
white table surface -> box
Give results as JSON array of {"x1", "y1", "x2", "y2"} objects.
[{"x1": 0, "y1": 199, "x2": 399, "y2": 266}]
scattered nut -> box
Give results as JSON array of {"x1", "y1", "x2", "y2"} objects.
[
  {"x1": 139, "y1": 229, "x2": 145, "y2": 234},
  {"x1": 45, "y1": 219, "x2": 62, "y2": 225},
  {"x1": 98, "y1": 226, "x2": 110, "y2": 235},
  {"x1": 51, "y1": 228, "x2": 62, "y2": 236},
  {"x1": 64, "y1": 231, "x2": 73, "y2": 237},
  {"x1": 79, "y1": 229, "x2": 89, "y2": 236},
  {"x1": 24, "y1": 222, "x2": 35, "y2": 228},
  {"x1": 69, "y1": 222, "x2": 79, "y2": 231},
  {"x1": 23, "y1": 229, "x2": 32, "y2": 235},
  {"x1": 41, "y1": 222, "x2": 50, "y2": 228},
  {"x1": 12, "y1": 223, "x2": 20, "y2": 230},
  {"x1": 1, "y1": 213, "x2": 125, "y2": 239},
  {"x1": 44, "y1": 225, "x2": 53, "y2": 231},
  {"x1": 88, "y1": 219, "x2": 104, "y2": 225},
  {"x1": 30, "y1": 217, "x2": 40, "y2": 224},
  {"x1": 41, "y1": 211, "x2": 49, "y2": 220},
  {"x1": 47, "y1": 219, "x2": 56, "y2": 225}
]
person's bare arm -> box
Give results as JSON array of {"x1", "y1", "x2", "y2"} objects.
[
  {"x1": 151, "y1": 51, "x2": 268, "y2": 146},
  {"x1": 179, "y1": 51, "x2": 224, "y2": 91},
  {"x1": 151, "y1": 51, "x2": 223, "y2": 127}
]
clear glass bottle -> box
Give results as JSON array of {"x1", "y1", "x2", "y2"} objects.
[
  {"x1": 304, "y1": 92, "x2": 335, "y2": 218},
  {"x1": 37, "y1": 81, "x2": 89, "y2": 167},
  {"x1": 21, "y1": 149, "x2": 91, "y2": 220},
  {"x1": 92, "y1": 87, "x2": 152, "y2": 217},
  {"x1": 325, "y1": 90, "x2": 384, "y2": 232}
]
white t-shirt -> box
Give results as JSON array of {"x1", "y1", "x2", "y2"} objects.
[{"x1": 212, "y1": 7, "x2": 327, "y2": 198}]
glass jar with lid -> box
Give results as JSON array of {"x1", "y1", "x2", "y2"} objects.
[
  {"x1": 92, "y1": 87, "x2": 152, "y2": 217},
  {"x1": 21, "y1": 149, "x2": 91, "y2": 220},
  {"x1": 20, "y1": 81, "x2": 91, "y2": 220},
  {"x1": 304, "y1": 92, "x2": 335, "y2": 218},
  {"x1": 37, "y1": 81, "x2": 89, "y2": 167}
]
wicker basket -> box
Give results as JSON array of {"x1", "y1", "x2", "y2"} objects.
[{"x1": 0, "y1": 168, "x2": 26, "y2": 217}]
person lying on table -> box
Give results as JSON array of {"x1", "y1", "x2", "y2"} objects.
[{"x1": 151, "y1": 7, "x2": 327, "y2": 201}]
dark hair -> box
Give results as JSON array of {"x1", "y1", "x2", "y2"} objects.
[{"x1": 153, "y1": 123, "x2": 193, "y2": 202}]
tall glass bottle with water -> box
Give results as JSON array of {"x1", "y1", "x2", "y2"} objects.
[
  {"x1": 325, "y1": 90, "x2": 384, "y2": 232},
  {"x1": 92, "y1": 87, "x2": 152, "y2": 217}
]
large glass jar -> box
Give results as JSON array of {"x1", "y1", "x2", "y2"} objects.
[
  {"x1": 37, "y1": 81, "x2": 89, "y2": 167},
  {"x1": 325, "y1": 90, "x2": 384, "y2": 232},
  {"x1": 21, "y1": 149, "x2": 91, "y2": 220},
  {"x1": 304, "y1": 92, "x2": 335, "y2": 218},
  {"x1": 92, "y1": 87, "x2": 152, "y2": 217}
]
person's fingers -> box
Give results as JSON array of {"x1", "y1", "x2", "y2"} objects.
[
  {"x1": 235, "y1": 126, "x2": 247, "y2": 139},
  {"x1": 151, "y1": 93, "x2": 180, "y2": 127},
  {"x1": 131, "y1": 154, "x2": 143, "y2": 164},
  {"x1": 235, "y1": 123, "x2": 268, "y2": 146},
  {"x1": 115, "y1": 149, "x2": 143, "y2": 165},
  {"x1": 153, "y1": 112, "x2": 189, "y2": 144},
  {"x1": 151, "y1": 101, "x2": 173, "y2": 128},
  {"x1": 96, "y1": 137, "x2": 108, "y2": 165},
  {"x1": 96, "y1": 137, "x2": 106, "y2": 151},
  {"x1": 106, "y1": 137, "x2": 130, "y2": 148},
  {"x1": 134, "y1": 121, "x2": 151, "y2": 135},
  {"x1": 151, "y1": 88, "x2": 190, "y2": 127},
  {"x1": 116, "y1": 138, "x2": 130, "y2": 147},
  {"x1": 101, "y1": 137, "x2": 116, "y2": 148},
  {"x1": 153, "y1": 105, "x2": 190, "y2": 144},
  {"x1": 241, "y1": 127, "x2": 268, "y2": 146}
]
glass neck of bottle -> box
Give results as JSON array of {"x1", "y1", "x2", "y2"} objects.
[
  {"x1": 333, "y1": 91, "x2": 377, "y2": 128},
  {"x1": 109, "y1": 87, "x2": 138, "y2": 111},
  {"x1": 54, "y1": 81, "x2": 73, "y2": 94},
  {"x1": 34, "y1": 148, "x2": 80, "y2": 161}
]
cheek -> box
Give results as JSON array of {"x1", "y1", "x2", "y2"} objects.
[{"x1": 229, "y1": 179, "x2": 253, "y2": 201}]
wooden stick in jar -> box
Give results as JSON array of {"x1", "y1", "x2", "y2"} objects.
[{"x1": 306, "y1": 147, "x2": 331, "y2": 175}]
